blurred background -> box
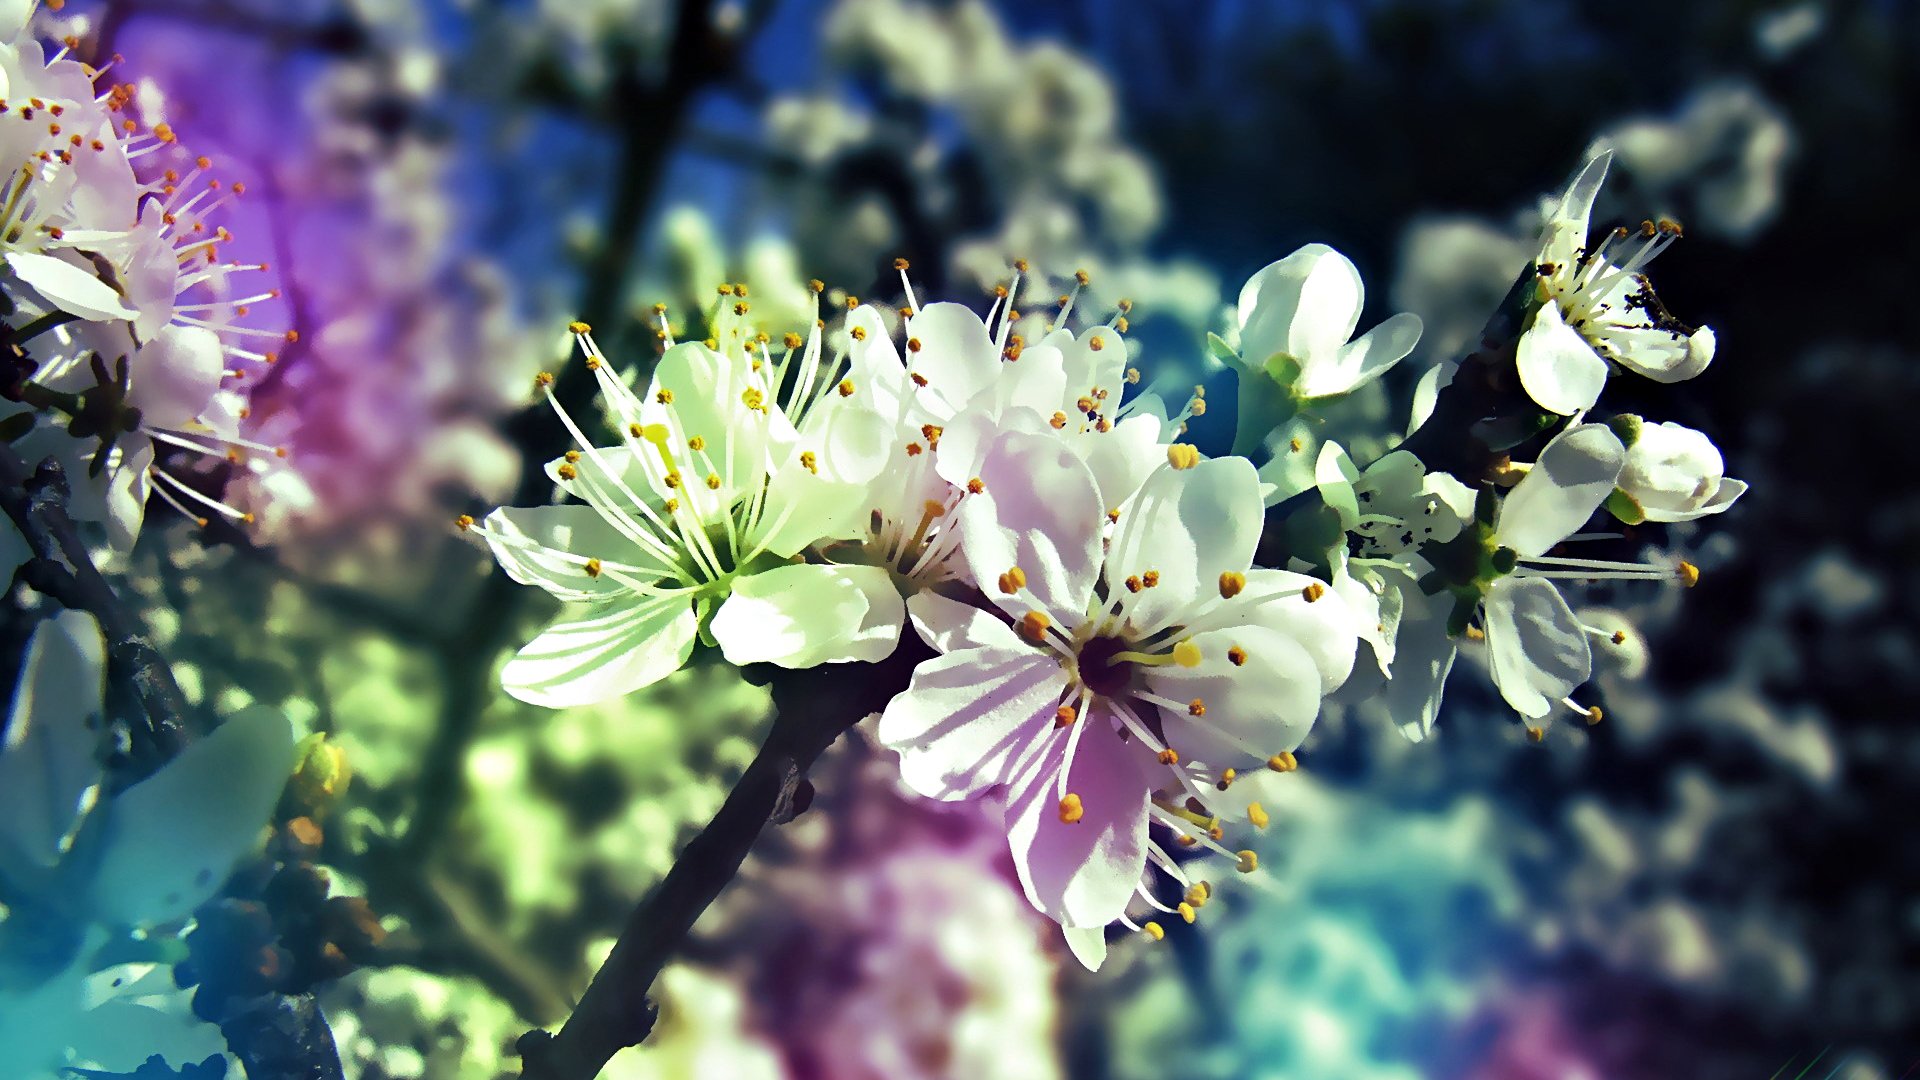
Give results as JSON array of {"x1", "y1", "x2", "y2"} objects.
[{"x1": 26, "y1": 0, "x2": 1917, "y2": 1076}]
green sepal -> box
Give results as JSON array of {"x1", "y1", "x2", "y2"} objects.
[
  {"x1": 1207, "y1": 332, "x2": 1240, "y2": 367},
  {"x1": 1446, "y1": 593, "x2": 1480, "y2": 638},
  {"x1": 1607, "y1": 413, "x2": 1643, "y2": 448},
  {"x1": 1605, "y1": 487, "x2": 1646, "y2": 525}
]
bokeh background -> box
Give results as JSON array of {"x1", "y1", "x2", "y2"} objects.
[{"x1": 29, "y1": 0, "x2": 1918, "y2": 1076}]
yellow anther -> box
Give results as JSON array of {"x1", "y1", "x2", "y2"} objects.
[
  {"x1": 1227, "y1": 645, "x2": 1247, "y2": 667},
  {"x1": 1177, "y1": 902, "x2": 1197, "y2": 925},
  {"x1": 1465, "y1": 625, "x2": 1486, "y2": 641},
  {"x1": 1236, "y1": 850, "x2": 1259, "y2": 874},
  {"x1": 656, "y1": 388, "x2": 674, "y2": 404},
  {"x1": 564, "y1": 450, "x2": 582, "y2": 462},
  {"x1": 1267, "y1": 751, "x2": 1298, "y2": 772},
  {"x1": 1088, "y1": 335, "x2": 1105, "y2": 352},
  {"x1": 706, "y1": 474, "x2": 722, "y2": 490},
  {"x1": 850, "y1": 325, "x2": 868, "y2": 341},
  {"x1": 732, "y1": 302, "x2": 749, "y2": 316},
  {"x1": 998, "y1": 567, "x2": 1028, "y2": 594},
  {"x1": 907, "y1": 337, "x2": 923, "y2": 353},
  {"x1": 1142, "y1": 571, "x2": 1160, "y2": 589},
  {"x1": 1219, "y1": 571, "x2": 1246, "y2": 599},
  {"x1": 1107, "y1": 508, "x2": 1121, "y2": 524},
  {"x1": 1209, "y1": 825, "x2": 1225, "y2": 841},
  {"x1": 1054, "y1": 704, "x2": 1077, "y2": 728},
  {"x1": 910, "y1": 372, "x2": 929, "y2": 387},
  {"x1": 1611, "y1": 630, "x2": 1627, "y2": 645},
  {"x1": 1301, "y1": 582, "x2": 1326, "y2": 603},
  {"x1": 838, "y1": 379, "x2": 855, "y2": 397},
  {"x1": 454, "y1": 514, "x2": 474, "y2": 531},
  {"x1": 1526, "y1": 725, "x2": 1546, "y2": 743},
  {"x1": 1115, "y1": 316, "x2": 1130, "y2": 333},
  {"x1": 568, "y1": 320, "x2": 591, "y2": 334},
  {"x1": 742, "y1": 388, "x2": 766, "y2": 412},
  {"x1": 1187, "y1": 698, "x2": 1206, "y2": 717},
  {"x1": 663, "y1": 472, "x2": 682, "y2": 489},
  {"x1": 800, "y1": 451, "x2": 818, "y2": 475},
  {"x1": 920, "y1": 423, "x2": 943, "y2": 447},
  {"x1": 1049, "y1": 412, "x2": 1068, "y2": 429},
  {"x1": 809, "y1": 278, "x2": 825, "y2": 294},
  {"x1": 534, "y1": 371, "x2": 554, "y2": 389},
  {"x1": 1190, "y1": 398, "x2": 1208, "y2": 416},
  {"x1": 1124, "y1": 575, "x2": 1143, "y2": 593},
  {"x1": 894, "y1": 257, "x2": 911, "y2": 271},
  {"x1": 968, "y1": 477, "x2": 986, "y2": 495},
  {"x1": 584, "y1": 558, "x2": 603, "y2": 578},
  {"x1": 783, "y1": 332, "x2": 803, "y2": 349},
  {"x1": 905, "y1": 443, "x2": 924, "y2": 457},
  {"x1": 665, "y1": 498, "x2": 679, "y2": 513},
  {"x1": 1157, "y1": 748, "x2": 1180, "y2": 765},
  {"x1": 1678, "y1": 561, "x2": 1700, "y2": 588},
  {"x1": 557, "y1": 463, "x2": 578, "y2": 481},
  {"x1": 1126, "y1": 367, "x2": 1140, "y2": 384},
  {"x1": 1167, "y1": 444, "x2": 1201, "y2": 470},
  {"x1": 1143, "y1": 921, "x2": 1165, "y2": 941},
  {"x1": 1013, "y1": 258, "x2": 1030, "y2": 273},
  {"x1": 1171, "y1": 640, "x2": 1202, "y2": 668},
  {"x1": 1248, "y1": 802, "x2": 1269, "y2": 829},
  {"x1": 1184, "y1": 882, "x2": 1210, "y2": 906},
  {"x1": 1020, "y1": 611, "x2": 1052, "y2": 642},
  {"x1": 1058, "y1": 793, "x2": 1084, "y2": 824},
  {"x1": 1585, "y1": 705, "x2": 1605, "y2": 726},
  {"x1": 1289, "y1": 437, "x2": 1303, "y2": 452},
  {"x1": 688, "y1": 435, "x2": 706, "y2": 451},
  {"x1": 845, "y1": 295, "x2": 861, "y2": 310}
]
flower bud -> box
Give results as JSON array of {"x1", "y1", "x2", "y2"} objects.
[{"x1": 1615, "y1": 421, "x2": 1745, "y2": 523}]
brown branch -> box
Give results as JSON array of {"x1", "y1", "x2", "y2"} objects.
[
  {"x1": 515, "y1": 644, "x2": 927, "y2": 1080},
  {"x1": 0, "y1": 446, "x2": 193, "y2": 769}
]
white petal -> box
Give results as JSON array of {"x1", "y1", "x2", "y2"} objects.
[
  {"x1": 4, "y1": 251, "x2": 135, "y2": 321},
  {"x1": 906, "y1": 590, "x2": 1025, "y2": 654},
  {"x1": 482, "y1": 505, "x2": 672, "y2": 600},
  {"x1": 1240, "y1": 569, "x2": 1359, "y2": 694},
  {"x1": 1408, "y1": 358, "x2": 1457, "y2": 435},
  {"x1": 1382, "y1": 597, "x2": 1459, "y2": 743},
  {"x1": 710, "y1": 562, "x2": 902, "y2": 668},
  {"x1": 127, "y1": 327, "x2": 224, "y2": 430},
  {"x1": 1540, "y1": 152, "x2": 1610, "y2": 270},
  {"x1": 0, "y1": 610, "x2": 106, "y2": 876},
  {"x1": 960, "y1": 429, "x2": 1104, "y2": 619},
  {"x1": 1003, "y1": 708, "x2": 1151, "y2": 928},
  {"x1": 1236, "y1": 244, "x2": 1363, "y2": 367},
  {"x1": 1516, "y1": 304, "x2": 1608, "y2": 415},
  {"x1": 1062, "y1": 926, "x2": 1108, "y2": 971},
  {"x1": 1299, "y1": 311, "x2": 1423, "y2": 398},
  {"x1": 1483, "y1": 577, "x2": 1591, "y2": 721},
  {"x1": 1107, "y1": 456, "x2": 1262, "y2": 631},
  {"x1": 501, "y1": 595, "x2": 698, "y2": 707},
  {"x1": 876, "y1": 647, "x2": 1065, "y2": 801},
  {"x1": 88, "y1": 706, "x2": 295, "y2": 926},
  {"x1": 1069, "y1": 411, "x2": 1165, "y2": 511},
  {"x1": 1313, "y1": 441, "x2": 1361, "y2": 530},
  {"x1": 1498, "y1": 423, "x2": 1626, "y2": 557},
  {"x1": 904, "y1": 302, "x2": 999, "y2": 415},
  {"x1": 1143, "y1": 624, "x2": 1324, "y2": 765}
]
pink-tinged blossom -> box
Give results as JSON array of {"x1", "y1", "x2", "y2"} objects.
[{"x1": 877, "y1": 429, "x2": 1357, "y2": 964}]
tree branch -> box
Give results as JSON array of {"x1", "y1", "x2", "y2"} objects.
[
  {"x1": 0, "y1": 446, "x2": 192, "y2": 770},
  {"x1": 515, "y1": 644, "x2": 928, "y2": 1080}
]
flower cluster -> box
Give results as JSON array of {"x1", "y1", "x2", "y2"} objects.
[
  {"x1": 472, "y1": 153, "x2": 1744, "y2": 965},
  {"x1": 1, "y1": 11, "x2": 292, "y2": 576}
]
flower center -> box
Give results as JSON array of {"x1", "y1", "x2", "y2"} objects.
[{"x1": 1076, "y1": 634, "x2": 1136, "y2": 699}]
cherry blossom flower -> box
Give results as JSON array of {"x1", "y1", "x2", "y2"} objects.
[
  {"x1": 1612, "y1": 417, "x2": 1746, "y2": 523},
  {"x1": 468, "y1": 311, "x2": 897, "y2": 707},
  {"x1": 877, "y1": 429, "x2": 1356, "y2": 961},
  {"x1": 1233, "y1": 243, "x2": 1424, "y2": 401},
  {"x1": 1516, "y1": 152, "x2": 1716, "y2": 415}
]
